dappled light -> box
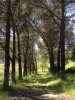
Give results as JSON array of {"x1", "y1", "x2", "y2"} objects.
[{"x1": 0, "y1": 0, "x2": 75, "y2": 100}]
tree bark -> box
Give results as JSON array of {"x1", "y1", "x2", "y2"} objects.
[
  {"x1": 60, "y1": 0, "x2": 65, "y2": 79},
  {"x1": 17, "y1": 33, "x2": 22, "y2": 80},
  {"x1": 48, "y1": 47, "x2": 55, "y2": 73},
  {"x1": 3, "y1": 0, "x2": 11, "y2": 89},
  {"x1": 23, "y1": 31, "x2": 29, "y2": 76},
  {"x1": 57, "y1": 40, "x2": 61, "y2": 76},
  {"x1": 11, "y1": 17, "x2": 16, "y2": 83}
]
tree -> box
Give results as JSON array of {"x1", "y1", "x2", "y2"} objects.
[
  {"x1": 60, "y1": 0, "x2": 66, "y2": 79},
  {"x1": 3, "y1": 0, "x2": 11, "y2": 89},
  {"x1": 23, "y1": 29, "x2": 30, "y2": 76},
  {"x1": 11, "y1": 15, "x2": 16, "y2": 83}
]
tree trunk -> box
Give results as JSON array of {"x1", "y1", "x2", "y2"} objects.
[
  {"x1": 35, "y1": 59, "x2": 37, "y2": 74},
  {"x1": 48, "y1": 47, "x2": 55, "y2": 73},
  {"x1": 11, "y1": 17, "x2": 16, "y2": 83},
  {"x1": 60, "y1": 0, "x2": 65, "y2": 79},
  {"x1": 17, "y1": 33, "x2": 22, "y2": 80},
  {"x1": 23, "y1": 31, "x2": 29, "y2": 76},
  {"x1": 23, "y1": 54, "x2": 27, "y2": 76},
  {"x1": 3, "y1": 0, "x2": 11, "y2": 89},
  {"x1": 57, "y1": 40, "x2": 61, "y2": 76}
]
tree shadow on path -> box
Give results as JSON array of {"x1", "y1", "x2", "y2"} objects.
[
  {"x1": 8, "y1": 85, "x2": 61, "y2": 100},
  {"x1": 7, "y1": 73, "x2": 75, "y2": 100}
]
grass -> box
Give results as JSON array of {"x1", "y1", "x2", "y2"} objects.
[
  {"x1": 0, "y1": 61, "x2": 75, "y2": 99},
  {"x1": 0, "y1": 64, "x2": 8, "y2": 100},
  {"x1": 66, "y1": 61, "x2": 75, "y2": 69},
  {"x1": 0, "y1": 91, "x2": 8, "y2": 100}
]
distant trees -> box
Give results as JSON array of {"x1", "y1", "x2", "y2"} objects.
[
  {"x1": 0, "y1": 0, "x2": 74, "y2": 88},
  {"x1": 29, "y1": 0, "x2": 75, "y2": 77},
  {"x1": 72, "y1": 46, "x2": 75, "y2": 61}
]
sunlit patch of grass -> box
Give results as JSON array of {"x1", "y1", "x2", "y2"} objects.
[
  {"x1": 47, "y1": 79, "x2": 61, "y2": 86},
  {"x1": 0, "y1": 62, "x2": 75, "y2": 98},
  {"x1": 45, "y1": 73, "x2": 75, "y2": 95},
  {"x1": 66, "y1": 61, "x2": 75, "y2": 69},
  {"x1": 16, "y1": 72, "x2": 75, "y2": 96},
  {"x1": 17, "y1": 73, "x2": 55, "y2": 86},
  {"x1": 67, "y1": 89, "x2": 75, "y2": 96}
]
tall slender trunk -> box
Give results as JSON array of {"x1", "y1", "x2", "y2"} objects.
[
  {"x1": 35, "y1": 59, "x2": 37, "y2": 74},
  {"x1": 31, "y1": 43, "x2": 35, "y2": 73},
  {"x1": 23, "y1": 54, "x2": 27, "y2": 76},
  {"x1": 48, "y1": 47, "x2": 55, "y2": 73},
  {"x1": 29, "y1": 41, "x2": 34, "y2": 74},
  {"x1": 11, "y1": 18, "x2": 16, "y2": 83},
  {"x1": 23, "y1": 32, "x2": 29, "y2": 76},
  {"x1": 57, "y1": 40, "x2": 61, "y2": 76},
  {"x1": 3, "y1": 0, "x2": 11, "y2": 89},
  {"x1": 17, "y1": 33, "x2": 22, "y2": 79},
  {"x1": 60, "y1": 0, "x2": 65, "y2": 79}
]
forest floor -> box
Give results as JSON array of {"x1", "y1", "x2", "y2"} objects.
[
  {"x1": 7, "y1": 72, "x2": 75, "y2": 100},
  {"x1": 8, "y1": 85, "x2": 75, "y2": 100},
  {"x1": 0, "y1": 62, "x2": 75, "y2": 100}
]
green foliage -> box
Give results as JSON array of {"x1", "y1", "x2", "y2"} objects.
[
  {"x1": 17, "y1": 72, "x2": 75, "y2": 96},
  {"x1": 0, "y1": 62, "x2": 75, "y2": 99},
  {"x1": 65, "y1": 48, "x2": 72, "y2": 63},
  {"x1": 65, "y1": 67, "x2": 75, "y2": 74},
  {"x1": 66, "y1": 61, "x2": 75, "y2": 69},
  {"x1": 71, "y1": 46, "x2": 75, "y2": 61},
  {"x1": 0, "y1": 72, "x2": 75, "y2": 99},
  {"x1": 0, "y1": 49, "x2": 4, "y2": 62}
]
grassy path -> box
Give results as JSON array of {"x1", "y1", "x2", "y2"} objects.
[
  {"x1": 8, "y1": 85, "x2": 75, "y2": 100},
  {"x1": 6, "y1": 73, "x2": 75, "y2": 100},
  {"x1": 0, "y1": 70, "x2": 75, "y2": 100}
]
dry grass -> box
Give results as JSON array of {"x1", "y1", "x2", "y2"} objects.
[
  {"x1": 0, "y1": 64, "x2": 4, "y2": 78},
  {"x1": 0, "y1": 64, "x2": 18, "y2": 80},
  {"x1": 0, "y1": 64, "x2": 4, "y2": 70}
]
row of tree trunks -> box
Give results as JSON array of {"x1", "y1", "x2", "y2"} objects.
[
  {"x1": 3, "y1": 0, "x2": 66, "y2": 89},
  {"x1": 3, "y1": 0, "x2": 23, "y2": 87},
  {"x1": 3, "y1": 0, "x2": 23, "y2": 88}
]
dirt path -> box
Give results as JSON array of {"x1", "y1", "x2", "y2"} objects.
[
  {"x1": 8, "y1": 93, "x2": 75, "y2": 100},
  {"x1": 8, "y1": 86, "x2": 75, "y2": 100}
]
